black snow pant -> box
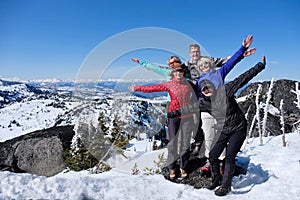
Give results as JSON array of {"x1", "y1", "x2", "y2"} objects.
[
  {"x1": 167, "y1": 116, "x2": 193, "y2": 171},
  {"x1": 209, "y1": 128, "x2": 247, "y2": 188}
]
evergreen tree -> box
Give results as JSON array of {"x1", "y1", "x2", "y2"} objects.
[
  {"x1": 110, "y1": 114, "x2": 129, "y2": 150},
  {"x1": 64, "y1": 135, "x2": 99, "y2": 171},
  {"x1": 131, "y1": 163, "x2": 140, "y2": 175},
  {"x1": 98, "y1": 111, "x2": 109, "y2": 134},
  {"x1": 93, "y1": 114, "x2": 129, "y2": 173},
  {"x1": 64, "y1": 112, "x2": 112, "y2": 172}
]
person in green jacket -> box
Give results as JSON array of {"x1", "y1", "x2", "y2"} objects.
[{"x1": 130, "y1": 51, "x2": 229, "y2": 111}]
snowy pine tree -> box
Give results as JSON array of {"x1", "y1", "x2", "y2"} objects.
[
  {"x1": 262, "y1": 78, "x2": 274, "y2": 137},
  {"x1": 280, "y1": 99, "x2": 287, "y2": 147},
  {"x1": 291, "y1": 82, "x2": 300, "y2": 109},
  {"x1": 98, "y1": 111, "x2": 109, "y2": 134},
  {"x1": 65, "y1": 111, "x2": 112, "y2": 172},
  {"x1": 247, "y1": 114, "x2": 257, "y2": 143},
  {"x1": 255, "y1": 84, "x2": 263, "y2": 144},
  {"x1": 291, "y1": 82, "x2": 300, "y2": 132},
  {"x1": 93, "y1": 113, "x2": 129, "y2": 173},
  {"x1": 126, "y1": 100, "x2": 163, "y2": 139},
  {"x1": 110, "y1": 114, "x2": 128, "y2": 150}
]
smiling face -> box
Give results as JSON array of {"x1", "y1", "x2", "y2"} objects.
[
  {"x1": 198, "y1": 61, "x2": 211, "y2": 73},
  {"x1": 189, "y1": 46, "x2": 200, "y2": 62},
  {"x1": 201, "y1": 85, "x2": 214, "y2": 96},
  {"x1": 173, "y1": 69, "x2": 184, "y2": 80},
  {"x1": 200, "y1": 80, "x2": 215, "y2": 97},
  {"x1": 197, "y1": 58, "x2": 213, "y2": 73}
]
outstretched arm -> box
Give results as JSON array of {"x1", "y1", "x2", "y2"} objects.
[
  {"x1": 128, "y1": 85, "x2": 136, "y2": 92},
  {"x1": 210, "y1": 35, "x2": 256, "y2": 67},
  {"x1": 131, "y1": 58, "x2": 172, "y2": 78},
  {"x1": 218, "y1": 34, "x2": 255, "y2": 79},
  {"x1": 128, "y1": 83, "x2": 169, "y2": 93},
  {"x1": 226, "y1": 55, "x2": 266, "y2": 97},
  {"x1": 211, "y1": 56, "x2": 231, "y2": 67}
]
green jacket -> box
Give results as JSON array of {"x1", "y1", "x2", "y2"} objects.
[{"x1": 139, "y1": 60, "x2": 172, "y2": 80}]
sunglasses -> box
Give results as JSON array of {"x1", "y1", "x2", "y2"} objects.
[
  {"x1": 174, "y1": 69, "x2": 184, "y2": 73},
  {"x1": 199, "y1": 61, "x2": 210, "y2": 67}
]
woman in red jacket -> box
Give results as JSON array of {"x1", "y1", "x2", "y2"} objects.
[{"x1": 128, "y1": 62, "x2": 198, "y2": 180}]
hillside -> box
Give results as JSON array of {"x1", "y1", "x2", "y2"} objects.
[{"x1": 0, "y1": 130, "x2": 300, "y2": 199}]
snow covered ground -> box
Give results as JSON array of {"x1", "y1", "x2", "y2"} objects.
[
  {"x1": 1, "y1": 131, "x2": 300, "y2": 200},
  {"x1": 1, "y1": 79, "x2": 300, "y2": 199},
  {"x1": 0, "y1": 99, "x2": 73, "y2": 141}
]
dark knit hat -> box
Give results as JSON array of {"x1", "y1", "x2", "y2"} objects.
[{"x1": 199, "y1": 79, "x2": 215, "y2": 91}]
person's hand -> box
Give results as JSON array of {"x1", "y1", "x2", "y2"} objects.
[
  {"x1": 262, "y1": 55, "x2": 266, "y2": 66},
  {"x1": 243, "y1": 48, "x2": 256, "y2": 57},
  {"x1": 131, "y1": 58, "x2": 140, "y2": 64},
  {"x1": 242, "y1": 34, "x2": 253, "y2": 48},
  {"x1": 128, "y1": 85, "x2": 136, "y2": 91}
]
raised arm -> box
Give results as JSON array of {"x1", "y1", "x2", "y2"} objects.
[
  {"x1": 242, "y1": 35, "x2": 256, "y2": 57},
  {"x1": 226, "y1": 55, "x2": 266, "y2": 97},
  {"x1": 218, "y1": 34, "x2": 256, "y2": 80},
  {"x1": 211, "y1": 56, "x2": 231, "y2": 67}
]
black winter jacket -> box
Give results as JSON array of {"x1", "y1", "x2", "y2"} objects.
[{"x1": 199, "y1": 62, "x2": 265, "y2": 134}]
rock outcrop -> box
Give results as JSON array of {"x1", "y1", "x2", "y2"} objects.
[
  {"x1": 0, "y1": 125, "x2": 75, "y2": 176},
  {"x1": 237, "y1": 79, "x2": 300, "y2": 136},
  {"x1": 161, "y1": 156, "x2": 247, "y2": 188}
]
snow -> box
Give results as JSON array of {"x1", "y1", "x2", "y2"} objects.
[
  {"x1": 0, "y1": 100, "x2": 74, "y2": 141},
  {"x1": 1, "y1": 79, "x2": 300, "y2": 199},
  {"x1": 0, "y1": 83, "x2": 29, "y2": 94},
  {"x1": 235, "y1": 95, "x2": 249, "y2": 103},
  {"x1": 1, "y1": 131, "x2": 300, "y2": 199}
]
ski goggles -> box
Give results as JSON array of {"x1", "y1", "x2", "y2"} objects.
[{"x1": 168, "y1": 60, "x2": 181, "y2": 67}]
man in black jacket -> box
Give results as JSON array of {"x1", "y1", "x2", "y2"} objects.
[{"x1": 198, "y1": 56, "x2": 266, "y2": 196}]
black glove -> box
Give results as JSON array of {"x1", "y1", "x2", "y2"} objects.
[{"x1": 167, "y1": 110, "x2": 181, "y2": 118}]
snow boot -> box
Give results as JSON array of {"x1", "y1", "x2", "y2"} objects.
[
  {"x1": 178, "y1": 168, "x2": 188, "y2": 180},
  {"x1": 169, "y1": 169, "x2": 176, "y2": 180},
  {"x1": 206, "y1": 174, "x2": 222, "y2": 190},
  {"x1": 214, "y1": 186, "x2": 231, "y2": 196}
]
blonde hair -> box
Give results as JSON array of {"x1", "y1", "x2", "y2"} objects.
[
  {"x1": 196, "y1": 57, "x2": 216, "y2": 72},
  {"x1": 189, "y1": 44, "x2": 200, "y2": 51}
]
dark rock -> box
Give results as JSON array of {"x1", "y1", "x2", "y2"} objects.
[
  {"x1": 0, "y1": 125, "x2": 75, "y2": 176},
  {"x1": 161, "y1": 156, "x2": 247, "y2": 188},
  {"x1": 237, "y1": 79, "x2": 300, "y2": 136},
  {"x1": 161, "y1": 157, "x2": 212, "y2": 188}
]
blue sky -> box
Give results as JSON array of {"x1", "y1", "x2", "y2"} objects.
[{"x1": 0, "y1": 0, "x2": 299, "y2": 82}]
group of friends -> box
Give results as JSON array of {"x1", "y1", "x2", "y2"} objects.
[{"x1": 128, "y1": 35, "x2": 266, "y2": 196}]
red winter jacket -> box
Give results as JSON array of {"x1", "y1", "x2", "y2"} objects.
[{"x1": 134, "y1": 78, "x2": 196, "y2": 116}]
